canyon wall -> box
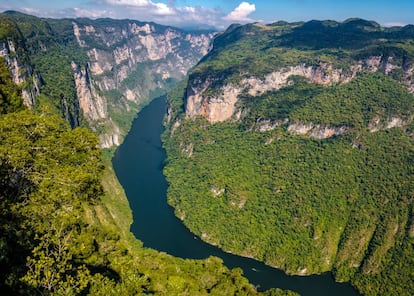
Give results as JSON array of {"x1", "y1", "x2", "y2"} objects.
[{"x1": 0, "y1": 13, "x2": 213, "y2": 147}]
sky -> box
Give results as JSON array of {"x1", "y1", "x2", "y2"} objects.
[{"x1": 0, "y1": 0, "x2": 413, "y2": 29}]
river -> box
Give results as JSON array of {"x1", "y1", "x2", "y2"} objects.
[{"x1": 112, "y1": 96, "x2": 360, "y2": 295}]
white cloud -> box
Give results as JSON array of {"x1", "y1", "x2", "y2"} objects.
[
  {"x1": 105, "y1": 0, "x2": 175, "y2": 16},
  {"x1": 0, "y1": 1, "x2": 254, "y2": 30},
  {"x1": 71, "y1": 8, "x2": 113, "y2": 19},
  {"x1": 153, "y1": 2, "x2": 174, "y2": 15},
  {"x1": 104, "y1": 2, "x2": 224, "y2": 29},
  {"x1": 181, "y1": 6, "x2": 195, "y2": 14},
  {"x1": 383, "y1": 22, "x2": 407, "y2": 27},
  {"x1": 106, "y1": 0, "x2": 152, "y2": 6},
  {"x1": 223, "y1": 2, "x2": 256, "y2": 22}
]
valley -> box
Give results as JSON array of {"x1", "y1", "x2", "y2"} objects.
[
  {"x1": 163, "y1": 20, "x2": 414, "y2": 296},
  {"x1": 0, "y1": 10, "x2": 413, "y2": 296}
]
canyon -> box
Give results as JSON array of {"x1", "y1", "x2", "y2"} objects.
[
  {"x1": 185, "y1": 56, "x2": 414, "y2": 135},
  {"x1": 0, "y1": 12, "x2": 213, "y2": 147}
]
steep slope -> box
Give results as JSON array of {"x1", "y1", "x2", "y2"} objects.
[
  {"x1": 0, "y1": 45, "x2": 295, "y2": 296},
  {"x1": 164, "y1": 20, "x2": 414, "y2": 295},
  {"x1": 0, "y1": 11, "x2": 213, "y2": 147},
  {"x1": 185, "y1": 20, "x2": 414, "y2": 123}
]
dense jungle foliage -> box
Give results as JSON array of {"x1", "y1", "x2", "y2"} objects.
[
  {"x1": 0, "y1": 57, "x2": 23, "y2": 113},
  {"x1": 190, "y1": 19, "x2": 414, "y2": 91},
  {"x1": 164, "y1": 20, "x2": 414, "y2": 296},
  {"x1": 0, "y1": 11, "x2": 90, "y2": 128},
  {"x1": 0, "y1": 11, "x2": 192, "y2": 138},
  {"x1": 0, "y1": 24, "x2": 294, "y2": 296}
]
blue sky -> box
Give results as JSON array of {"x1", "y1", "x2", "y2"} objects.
[{"x1": 1, "y1": 0, "x2": 413, "y2": 29}]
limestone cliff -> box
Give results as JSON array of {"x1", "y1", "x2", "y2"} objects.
[
  {"x1": 71, "y1": 19, "x2": 213, "y2": 147},
  {"x1": 0, "y1": 41, "x2": 40, "y2": 107},
  {"x1": 186, "y1": 57, "x2": 414, "y2": 129},
  {"x1": 183, "y1": 20, "x2": 414, "y2": 141},
  {"x1": 73, "y1": 19, "x2": 212, "y2": 103},
  {"x1": 164, "y1": 21, "x2": 414, "y2": 294},
  {"x1": 0, "y1": 12, "x2": 213, "y2": 147},
  {"x1": 71, "y1": 61, "x2": 106, "y2": 121}
]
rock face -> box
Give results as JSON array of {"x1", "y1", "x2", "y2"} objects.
[
  {"x1": 368, "y1": 116, "x2": 412, "y2": 132},
  {"x1": 186, "y1": 82, "x2": 243, "y2": 123},
  {"x1": 0, "y1": 41, "x2": 40, "y2": 107},
  {"x1": 72, "y1": 20, "x2": 212, "y2": 147},
  {"x1": 73, "y1": 20, "x2": 213, "y2": 105},
  {"x1": 1, "y1": 13, "x2": 213, "y2": 148},
  {"x1": 71, "y1": 62, "x2": 106, "y2": 121},
  {"x1": 287, "y1": 123, "x2": 348, "y2": 139},
  {"x1": 186, "y1": 58, "x2": 414, "y2": 126}
]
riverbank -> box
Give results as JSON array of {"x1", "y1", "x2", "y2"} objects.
[{"x1": 112, "y1": 96, "x2": 360, "y2": 295}]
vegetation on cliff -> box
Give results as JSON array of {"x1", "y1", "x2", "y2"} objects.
[
  {"x1": 164, "y1": 20, "x2": 414, "y2": 295},
  {"x1": 0, "y1": 57, "x2": 24, "y2": 113},
  {"x1": 191, "y1": 19, "x2": 414, "y2": 88},
  {"x1": 0, "y1": 11, "x2": 213, "y2": 147},
  {"x1": 0, "y1": 43, "x2": 292, "y2": 295}
]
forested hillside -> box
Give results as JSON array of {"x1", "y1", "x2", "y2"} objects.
[
  {"x1": 0, "y1": 10, "x2": 213, "y2": 147},
  {"x1": 164, "y1": 19, "x2": 414, "y2": 295},
  {"x1": 0, "y1": 56, "x2": 297, "y2": 295}
]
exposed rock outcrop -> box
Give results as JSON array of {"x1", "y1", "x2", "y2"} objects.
[
  {"x1": 99, "y1": 121, "x2": 121, "y2": 148},
  {"x1": 0, "y1": 41, "x2": 40, "y2": 107},
  {"x1": 71, "y1": 62, "x2": 106, "y2": 121},
  {"x1": 368, "y1": 116, "x2": 412, "y2": 132},
  {"x1": 211, "y1": 186, "x2": 225, "y2": 197},
  {"x1": 186, "y1": 82, "x2": 243, "y2": 123},
  {"x1": 287, "y1": 123, "x2": 348, "y2": 139},
  {"x1": 254, "y1": 119, "x2": 286, "y2": 132},
  {"x1": 68, "y1": 20, "x2": 214, "y2": 146},
  {"x1": 254, "y1": 119, "x2": 348, "y2": 139},
  {"x1": 186, "y1": 56, "x2": 414, "y2": 125},
  {"x1": 2, "y1": 16, "x2": 213, "y2": 148},
  {"x1": 74, "y1": 21, "x2": 214, "y2": 94},
  {"x1": 244, "y1": 63, "x2": 348, "y2": 98}
]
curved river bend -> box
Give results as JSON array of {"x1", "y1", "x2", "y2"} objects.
[{"x1": 112, "y1": 96, "x2": 360, "y2": 296}]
